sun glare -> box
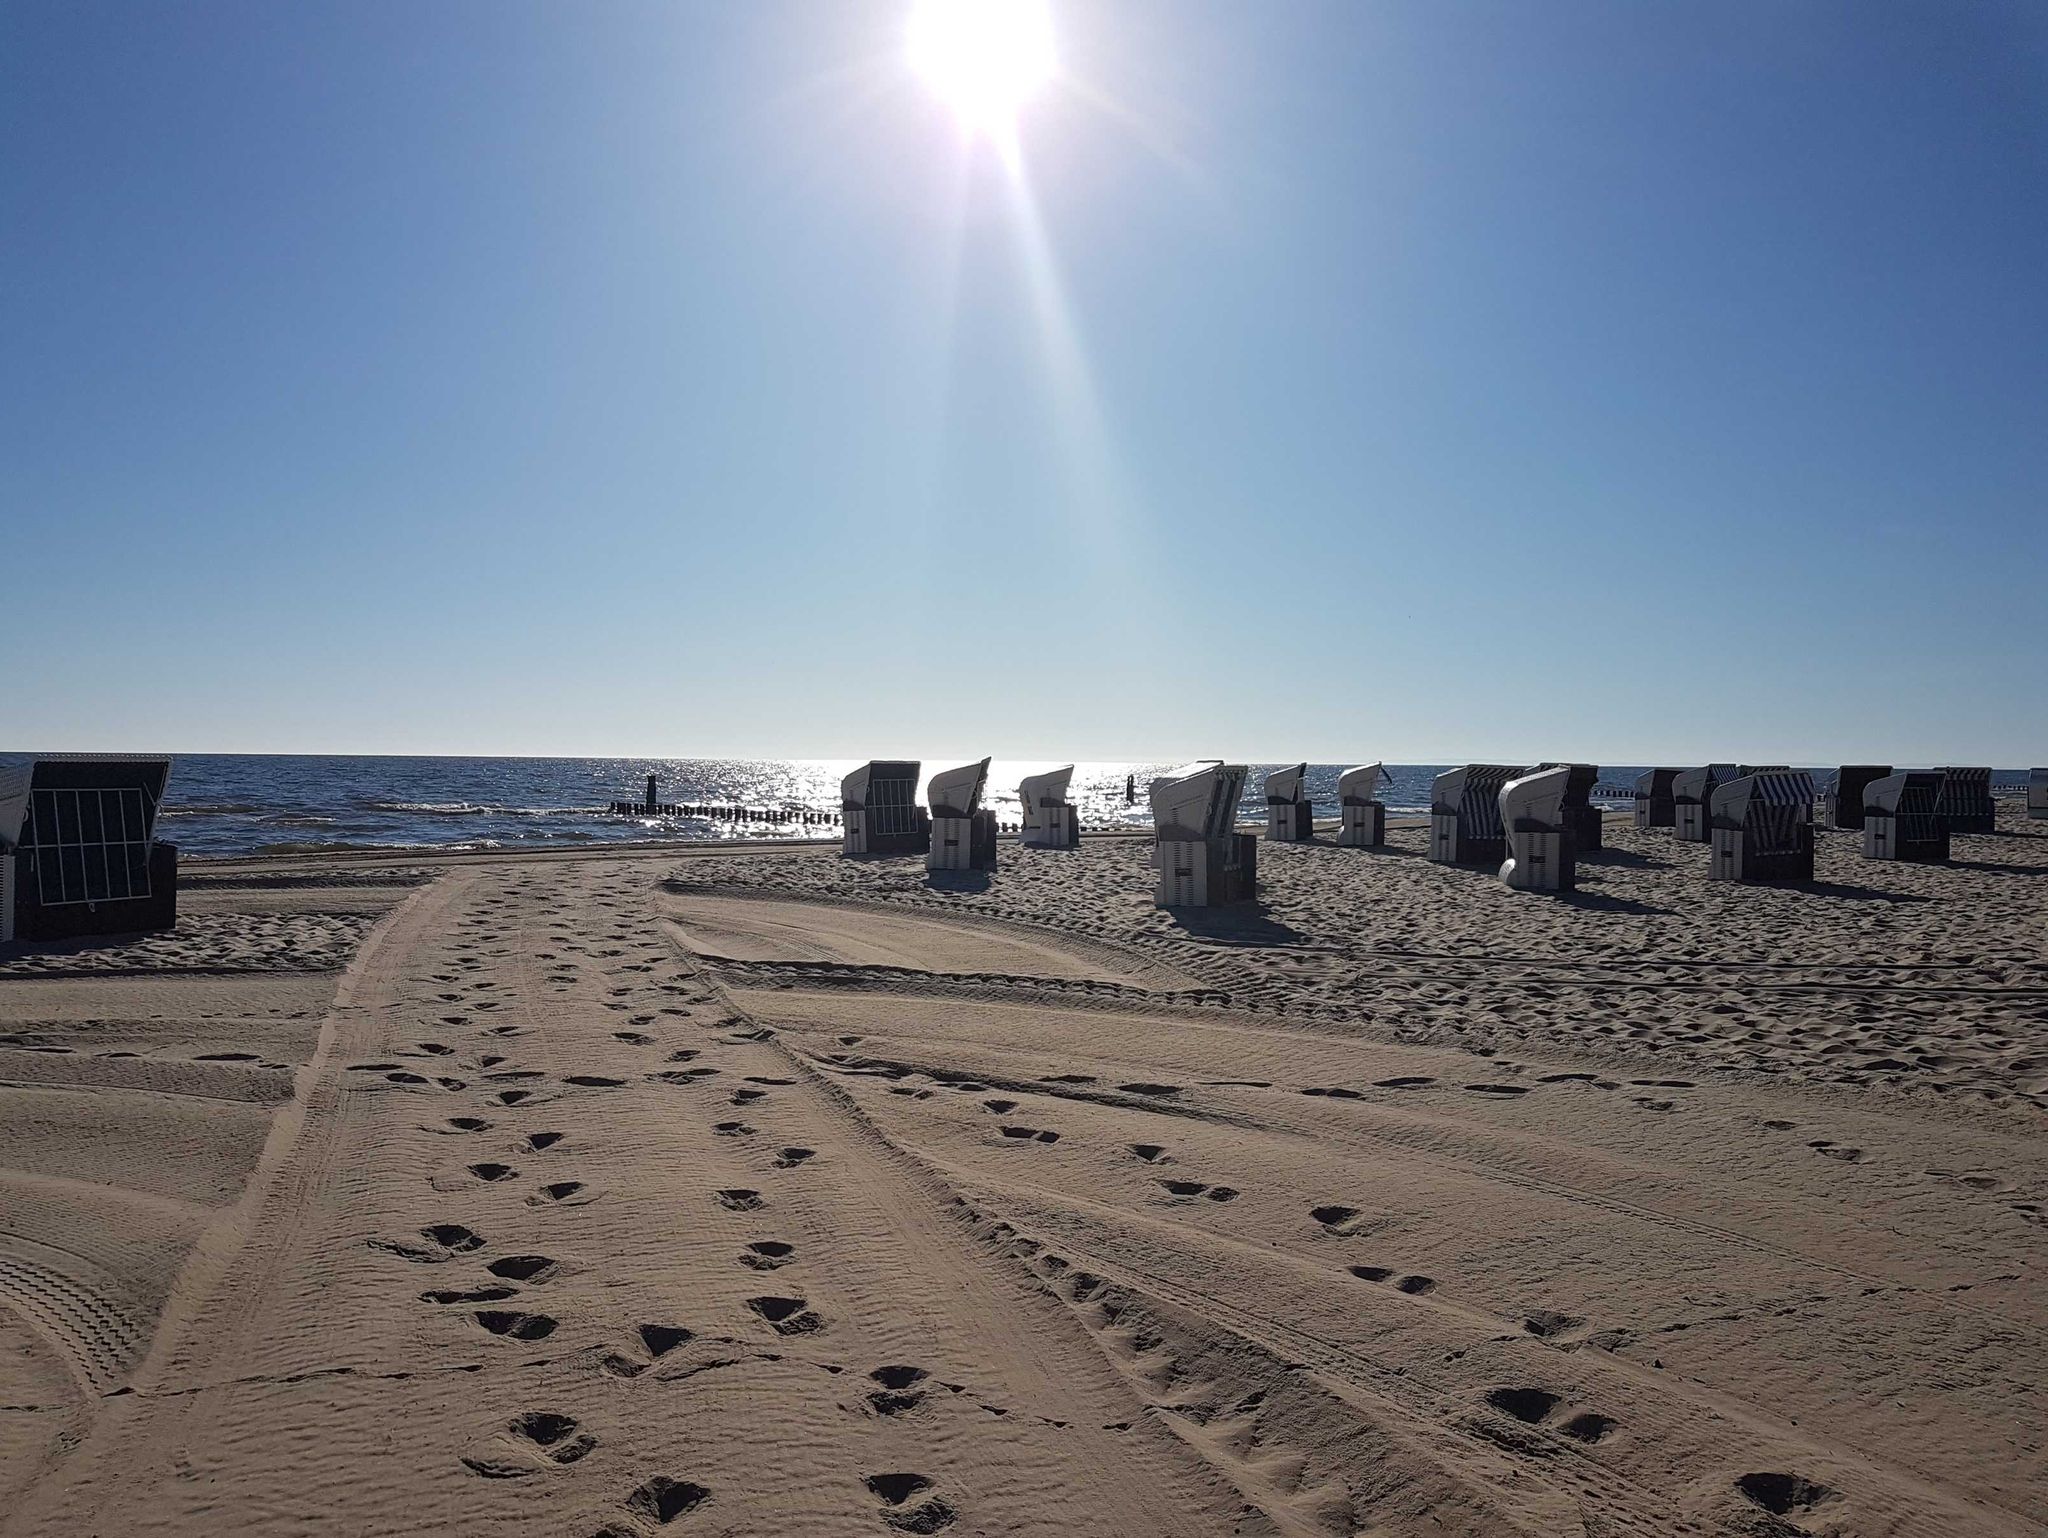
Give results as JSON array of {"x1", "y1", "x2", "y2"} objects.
[{"x1": 907, "y1": 0, "x2": 1056, "y2": 136}]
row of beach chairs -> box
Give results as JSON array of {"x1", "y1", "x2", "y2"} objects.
[{"x1": 838, "y1": 758, "x2": 2039, "y2": 909}]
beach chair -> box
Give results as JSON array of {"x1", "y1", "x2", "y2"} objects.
[
  {"x1": 841, "y1": 761, "x2": 930, "y2": 856},
  {"x1": 1633, "y1": 768, "x2": 1680, "y2": 831},
  {"x1": 1826, "y1": 766, "x2": 1892, "y2": 832},
  {"x1": 926, "y1": 758, "x2": 996, "y2": 872},
  {"x1": 1150, "y1": 761, "x2": 1256, "y2": 907},
  {"x1": 1934, "y1": 767, "x2": 1995, "y2": 834},
  {"x1": 2030, "y1": 768, "x2": 2048, "y2": 822},
  {"x1": 1708, "y1": 771, "x2": 1815, "y2": 883},
  {"x1": 1861, "y1": 772, "x2": 1948, "y2": 863},
  {"x1": 1498, "y1": 766, "x2": 1578, "y2": 892},
  {"x1": 1263, "y1": 763, "x2": 1312, "y2": 842},
  {"x1": 1535, "y1": 762, "x2": 1603, "y2": 852},
  {"x1": 0, "y1": 754, "x2": 178, "y2": 942},
  {"x1": 1674, "y1": 764, "x2": 1764, "y2": 842},
  {"x1": 1428, "y1": 765, "x2": 1524, "y2": 865},
  {"x1": 1018, "y1": 765, "x2": 1079, "y2": 849},
  {"x1": 1336, "y1": 763, "x2": 1390, "y2": 847}
]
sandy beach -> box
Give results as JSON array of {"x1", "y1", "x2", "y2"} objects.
[{"x1": 2, "y1": 811, "x2": 2043, "y2": 1537}]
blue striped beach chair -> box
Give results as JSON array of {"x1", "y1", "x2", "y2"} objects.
[
  {"x1": 1429, "y1": 765, "x2": 1525, "y2": 866},
  {"x1": 1708, "y1": 771, "x2": 1815, "y2": 882},
  {"x1": 1861, "y1": 772, "x2": 1948, "y2": 863}
]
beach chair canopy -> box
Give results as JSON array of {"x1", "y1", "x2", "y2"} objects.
[
  {"x1": 0, "y1": 754, "x2": 173, "y2": 906},
  {"x1": 1337, "y1": 764, "x2": 1389, "y2": 804},
  {"x1": 927, "y1": 758, "x2": 991, "y2": 819},
  {"x1": 1017, "y1": 766, "x2": 1074, "y2": 831},
  {"x1": 1635, "y1": 768, "x2": 1681, "y2": 798},
  {"x1": 1864, "y1": 771, "x2": 1941, "y2": 818},
  {"x1": 1500, "y1": 765, "x2": 1573, "y2": 830},
  {"x1": 1709, "y1": 770, "x2": 1815, "y2": 831},
  {"x1": 1150, "y1": 761, "x2": 1247, "y2": 842},
  {"x1": 1673, "y1": 764, "x2": 1738, "y2": 804},
  {"x1": 841, "y1": 761, "x2": 920, "y2": 812},
  {"x1": 1534, "y1": 763, "x2": 1599, "y2": 809},
  {"x1": 1431, "y1": 765, "x2": 1523, "y2": 817},
  {"x1": 1264, "y1": 763, "x2": 1308, "y2": 804}
]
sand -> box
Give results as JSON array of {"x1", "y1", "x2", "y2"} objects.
[{"x1": 1, "y1": 810, "x2": 2042, "y2": 1536}]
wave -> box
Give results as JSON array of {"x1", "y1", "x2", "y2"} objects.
[{"x1": 161, "y1": 802, "x2": 268, "y2": 816}]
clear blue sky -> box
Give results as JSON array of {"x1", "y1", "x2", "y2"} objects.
[{"x1": 4, "y1": 1, "x2": 2044, "y2": 765}]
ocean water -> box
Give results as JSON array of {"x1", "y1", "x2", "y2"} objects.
[
  {"x1": 9, "y1": 754, "x2": 2016, "y2": 859},
  {"x1": 102, "y1": 755, "x2": 1674, "y2": 858}
]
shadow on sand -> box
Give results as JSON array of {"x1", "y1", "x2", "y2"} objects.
[{"x1": 1163, "y1": 905, "x2": 1311, "y2": 947}]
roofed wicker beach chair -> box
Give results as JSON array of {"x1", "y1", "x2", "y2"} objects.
[
  {"x1": 1708, "y1": 770, "x2": 1815, "y2": 883},
  {"x1": 1428, "y1": 765, "x2": 1526, "y2": 866},
  {"x1": 1634, "y1": 768, "x2": 1680, "y2": 831},
  {"x1": 1534, "y1": 762, "x2": 1603, "y2": 852},
  {"x1": 1018, "y1": 765, "x2": 1079, "y2": 849},
  {"x1": 0, "y1": 754, "x2": 177, "y2": 942},
  {"x1": 1672, "y1": 765, "x2": 1731, "y2": 842},
  {"x1": 926, "y1": 758, "x2": 996, "y2": 872},
  {"x1": 1263, "y1": 762, "x2": 1312, "y2": 843},
  {"x1": 841, "y1": 760, "x2": 930, "y2": 857},
  {"x1": 2031, "y1": 768, "x2": 2048, "y2": 822},
  {"x1": 1499, "y1": 765, "x2": 1578, "y2": 892},
  {"x1": 1336, "y1": 763, "x2": 1391, "y2": 847},
  {"x1": 1934, "y1": 767, "x2": 1995, "y2": 834},
  {"x1": 1826, "y1": 766, "x2": 1892, "y2": 831},
  {"x1": 1861, "y1": 772, "x2": 1948, "y2": 863},
  {"x1": 1150, "y1": 761, "x2": 1256, "y2": 907}
]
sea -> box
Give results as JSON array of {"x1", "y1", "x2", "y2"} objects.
[
  {"x1": 121, "y1": 756, "x2": 1651, "y2": 858},
  {"x1": 5, "y1": 755, "x2": 2024, "y2": 859}
]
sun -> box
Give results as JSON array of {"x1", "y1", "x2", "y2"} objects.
[{"x1": 906, "y1": 0, "x2": 1056, "y2": 136}]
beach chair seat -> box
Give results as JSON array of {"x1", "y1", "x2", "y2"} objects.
[
  {"x1": 1151, "y1": 762, "x2": 1256, "y2": 906},
  {"x1": 842, "y1": 761, "x2": 930, "y2": 856},
  {"x1": 0, "y1": 755, "x2": 178, "y2": 941},
  {"x1": 1861, "y1": 772, "x2": 1948, "y2": 863},
  {"x1": 1498, "y1": 766, "x2": 1578, "y2": 892},
  {"x1": 926, "y1": 759, "x2": 996, "y2": 872},
  {"x1": 1336, "y1": 763, "x2": 1389, "y2": 847},
  {"x1": 1263, "y1": 763, "x2": 1312, "y2": 842},
  {"x1": 1708, "y1": 771, "x2": 1815, "y2": 883},
  {"x1": 1634, "y1": 768, "x2": 1680, "y2": 831},
  {"x1": 1018, "y1": 766, "x2": 1079, "y2": 849},
  {"x1": 1827, "y1": 766, "x2": 1892, "y2": 831},
  {"x1": 1428, "y1": 765, "x2": 1523, "y2": 865},
  {"x1": 1934, "y1": 767, "x2": 1995, "y2": 834}
]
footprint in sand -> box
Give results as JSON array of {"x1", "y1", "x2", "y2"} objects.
[
  {"x1": 639, "y1": 1323, "x2": 692, "y2": 1356},
  {"x1": 625, "y1": 1475, "x2": 712, "y2": 1525},
  {"x1": 999, "y1": 1126, "x2": 1060, "y2": 1144},
  {"x1": 865, "y1": 1472, "x2": 956, "y2": 1533},
  {"x1": 525, "y1": 1131, "x2": 563, "y2": 1151},
  {"x1": 1157, "y1": 1179, "x2": 1239, "y2": 1202},
  {"x1": 370, "y1": 1224, "x2": 486, "y2": 1263},
  {"x1": 527, "y1": 1180, "x2": 592, "y2": 1206},
  {"x1": 867, "y1": 1364, "x2": 929, "y2": 1416},
  {"x1": 1373, "y1": 1076, "x2": 1435, "y2": 1089},
  {"x1": 717, "y1": 1189, "x2": 766, "y2": 1212},
  {"x1": 1310, "y1": 1204, "x2": 1365, "y2": 1235},
  {"x1": 473, "y1": 1309, "x2": 558, "y2": 1341},
  {"x1": 487, "y1": 1254, "x2": 558, "y2": 1283},
  {"x1": 746, "y1": 1295, "x2": 824, "y2": 1335},
  {"x1": 1127, "y1": 1144, "x2": 1170, "y2": 1163},
  {"x1": 1301, "y1": 1086, "x2": 1364, "y2": 1100},
  {"x1": 772, "y1": 1147, "x2": 815, "y2": 1168},
  {"x1": 1809, "y1": 1141, "x2": 1867, "y2": 1163},
  {"x1": 742, "y1": 1241, "x2": 795, "y2": 1270}
]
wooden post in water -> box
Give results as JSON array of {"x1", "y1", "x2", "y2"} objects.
[{"x1": 645, "y1": 775, "x2": 657, "y2": 814}]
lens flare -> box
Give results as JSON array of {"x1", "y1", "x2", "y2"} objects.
[{"x1": 906, "y1": 0, "x2": 1056, "y2": 135}]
